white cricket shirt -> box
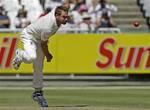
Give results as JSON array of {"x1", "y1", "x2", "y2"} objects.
[{"x1": 24, "y1": 8, "x2": 59, "y2": 43}]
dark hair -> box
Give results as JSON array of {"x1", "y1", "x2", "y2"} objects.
[{"x1": 55, "y1": 6, "x2": 68, "y2": 16}]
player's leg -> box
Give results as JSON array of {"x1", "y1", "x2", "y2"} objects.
[
  {"x1": 12, "y1": 35, "x2": 37, "y2": 70},
  {"x1": 21, "y1": 37, "x2": 37, "y2": 63},
  {"x1": 32, "y1": 43, "x2": 48, "y2": 107},
  {"x1": 32, "y1": 43, "x2": 44, "y2": 90}
]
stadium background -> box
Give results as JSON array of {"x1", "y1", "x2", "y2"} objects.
[{"x1": 0, "y1": 0, "x2": 150, "y2": 110}]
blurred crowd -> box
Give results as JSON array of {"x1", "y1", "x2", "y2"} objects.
[{"x1": 0, "y1": 0, "x2": 118, "y2": 32}]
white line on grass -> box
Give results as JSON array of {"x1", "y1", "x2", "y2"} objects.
[{"x1": 0, "y1": 86, "x2": 150, "y2": 90}]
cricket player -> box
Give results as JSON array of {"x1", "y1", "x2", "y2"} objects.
[{"x1": 12, "y1": 4, "x2": 70, "y2": 107}]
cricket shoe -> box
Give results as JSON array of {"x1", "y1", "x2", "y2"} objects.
[
  {"x1": 12, "y1": 49, "x2": 22, "y2": 70},
  {"x1": 32, "y1": 91, "x2": 48, "y2": 107}
]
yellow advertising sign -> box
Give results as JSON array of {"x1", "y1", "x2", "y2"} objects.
[{"x1": 0, "y1": 33, "x2": 150, "y2": 74}]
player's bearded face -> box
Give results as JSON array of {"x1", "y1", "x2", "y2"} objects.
[{"x1": 58, "y1": 11, "x2": 68, "y2": 25}]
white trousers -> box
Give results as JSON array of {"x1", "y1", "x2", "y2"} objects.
[{"x1": 20, "y1": 29, "x2": 45, "y2": 89}]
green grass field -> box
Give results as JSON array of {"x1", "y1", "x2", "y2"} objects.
[{"x1": 0, "y1": 87, "x2": 150, "y2": 110}]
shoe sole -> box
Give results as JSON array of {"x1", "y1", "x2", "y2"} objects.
[
  {"x1": 32, "y1": 96, "x2": 48, "y2": 107},
  {"x1": 12, "y1": 58, "x2": 20, "y2": 70}
]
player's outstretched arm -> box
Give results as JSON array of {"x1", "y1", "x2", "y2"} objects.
[{"x1": 41, "y1": 41, "x2": 53, "y2": 62}]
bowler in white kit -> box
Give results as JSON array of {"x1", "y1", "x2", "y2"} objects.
[{"x1": 12, "y1": 5, "x2": 70, "y2": 107}]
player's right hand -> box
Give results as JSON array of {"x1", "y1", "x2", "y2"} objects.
[{"x1": 46, "y1": 53, "x2": 53, "y2": 62}]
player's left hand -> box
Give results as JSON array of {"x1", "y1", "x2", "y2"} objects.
[{"x1": 46, "y1": 53, "x2": 53, "y2": 62}]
